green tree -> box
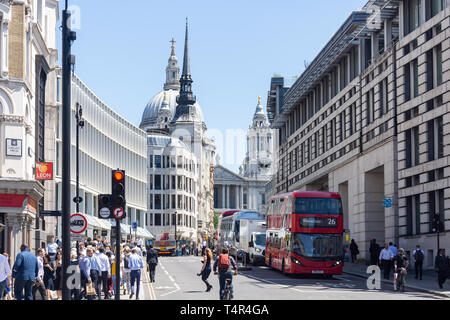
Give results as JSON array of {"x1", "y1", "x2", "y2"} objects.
[{"x1": 213, "y1": 211, "x2": 219, "y2": 229}]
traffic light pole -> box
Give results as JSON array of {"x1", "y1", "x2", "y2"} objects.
[
  {"x1": 62, "y1": 1, "x2": 73, "y2": 301},
  {"x1": 115, "y1": 218, "x2": 121, "y2": 300}
]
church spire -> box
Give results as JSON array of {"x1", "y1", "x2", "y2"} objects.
[{"x1": 176, "y1": 18, "x2": 196, "y2": 106}]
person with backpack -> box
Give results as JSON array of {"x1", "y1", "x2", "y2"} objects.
[
  {"x1": 213, "y1": 247, "x2": 237, "y2": 300},
  {"x1": 146, "y1": 244, "x2": 158, "y2": 283},
  {"x1": 121, "y1": 247, "x2": 132, "y2": 295},
  {"x1": 413, "y1": 245, "x2": 424, "y2": 280}
]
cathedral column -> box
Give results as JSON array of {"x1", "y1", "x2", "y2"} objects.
[
  {"x1": 235, "y1": 186, "x2": 239, "y2": 210},
  {"x1": 240, "y1": 185, "x2": 244, "y2": 209},
  {"x1": 226, "y1": 185, "x2": 230, "y2": 209},
  {"x1": 222, "y1": 185, "x2": 225, "y2": 209}
]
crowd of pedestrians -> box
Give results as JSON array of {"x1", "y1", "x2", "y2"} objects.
[
  {"x1": 347, "y1": 239, "x2": 450, "y2": 290},
  {"x1": 0, "y1": 236, "x2": 152, "y2": 300}
]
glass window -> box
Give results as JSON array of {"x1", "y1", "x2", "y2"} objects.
[
  {"x1": 294, "y1": 197, "x2": 343, "y2": 215},
  {"x1": 291, "y1": 233, "x2": 343, "y2": 259},
  {"x1": 155, "y1": 155, "x2": 161, "y2": 168}
]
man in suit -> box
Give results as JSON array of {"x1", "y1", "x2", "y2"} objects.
[
  {"x1": 435, "y1": 248, "x2": 450, "y2": 289},
  {"x1": 146, "y1": 244, "x2": 158, "y2": 282},
  {"x1": 12, "y1": 244, "x2": 38, "y2": 300}
]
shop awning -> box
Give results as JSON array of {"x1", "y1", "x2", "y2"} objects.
[
  {"x1": 136, "y1": 227, "x2": 154, "y2": 239},
  {"x1": 94, "y1": 217, "x2": 112, "y2": 230},
  {"x1": 110, "y1": 220, "x2": 131, "y2": 234},
  {"x1": 81, "y1": 213, "x2": 103, "y2": 229}
]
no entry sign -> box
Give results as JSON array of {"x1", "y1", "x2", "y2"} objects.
[{"x1": 70, "y1": 213, "x2": 87, "y2": 234}]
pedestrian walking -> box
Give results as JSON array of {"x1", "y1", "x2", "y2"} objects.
[
  {"x1": 96, "y1": 247, "x2": 111, "y2": 299},
  {"x1": 69, "y1": 253, "x2": 80, "y2": 300},
  {"x1": 198, "y1": 248, "x2": 213, "y2": 292},
  {"x1": 128, "y1": 248, "x2": 144, "y2": 300},
  {"x1": 42, "y1": 254, "x2": 55, "y2": 300},
  {"x1": 349, "y1": 239, "x2": 359, "y2": 263},
  {"x1": 369, "y1": 239, "x2": 381, "y2": 265},
  {"x1": 88, "y1": 247, "x2": 102, "y2": 299},
  {"x1": 412, "y1": 245, "x2": 424, "y2": 280},
  {"x1": 389, "y1": 242, "x2": 398, "y2": 257},
  {"x1": 122, "y1": 247, "x2": 132, "y2": 295},
  {"x1": 133, "y1": 242, "x2": 143, "y2": 257},
  {"x1": 0, "y1": 252, "x2": 11, "y2": 300},
  {"x1": 202, "y1": 238, "x2": 207, "y2": 256},
  {"x1": 12, "y1": 245, "x2": 38, "y2": 300},
  {"x1": 54, "y1": 252, "x2": 63, "y2": 299},
  {"x1": 435, "y1": 248, "x2": 450, "y2": 289},
  {"x1": 47, "y1": 236, "x2": 59, "y2": 262},
  {"x1": 146, "y1": 244, "x2": 158, "y2": 283},
  {"x1": 32, "y1": 248, "x2": 47, "y2": 300},
  {"x1": 379, "y1": 243, "x2": 394, "y2": 280}
]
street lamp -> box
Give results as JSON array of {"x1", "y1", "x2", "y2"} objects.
[{"x1": 174, "y1": 211, "x2": 177, "y2": 255}]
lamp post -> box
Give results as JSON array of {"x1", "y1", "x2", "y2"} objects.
[
  {"x1": 174, "y1": 211, "x2": 177, "y2": 255},
  {"x1": 62, "y1": 0, "x2": 77, "y2": 300}
]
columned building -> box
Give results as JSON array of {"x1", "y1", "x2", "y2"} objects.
[
  {"x1": 267, "y1": 0, "x2": 450, "y2": 267},
  {"x1": 0, "y1": 0, "x2": 59, "y2": 259},
  {"x1": 141, "y1": 22, "x2": 215, "y2": 247},
  {"x1": 214, "y1": 97, "x2": 275, "y2": 215}
]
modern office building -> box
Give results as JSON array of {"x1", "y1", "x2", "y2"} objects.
[
  {"x1": 48, "y1": 73, "x2": 150, "y2": 241},
  {"x1": 267, "y1": 0, "x2": 449, "y2": 267},
  {"x1": 0, "y1": 0, "x2": 59, "y2": 259}
]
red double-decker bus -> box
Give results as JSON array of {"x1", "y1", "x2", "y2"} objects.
[{"x1": 265, "y1": 191, "x2": 344, "y2": 276}]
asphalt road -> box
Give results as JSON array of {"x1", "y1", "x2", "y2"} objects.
[{"x1": 140, "y1": 256, "x2": 446, "y2": 300}]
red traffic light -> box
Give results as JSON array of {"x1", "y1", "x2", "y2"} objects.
[{"x1": 114, "y1": 171, "x2": 124, "y2": 181}]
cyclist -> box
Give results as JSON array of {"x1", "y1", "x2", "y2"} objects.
[
  {"x1": 213, "y1": 247, "x2": 237, "y2": 300},
  {"x1": 393, "y1": 248, "x2": 409, "y2": 291}
]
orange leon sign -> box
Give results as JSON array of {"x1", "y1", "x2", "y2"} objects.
[{"x1": 36, "y1": 162, "x2": 53, "y2": 180}]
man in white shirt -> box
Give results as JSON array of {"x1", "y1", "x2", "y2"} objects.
[
  {"x1": 128, "y1": 248, "x2": 144, "y2": 300},
  {"x1": 133, "y1": 242, "x2": 142, "y2": 257},
  {"x1": 47, "y1": 236, "x2": 59, "y2": 261},
  {"x1": 379, "y1": 243, "x2": 394, "y2": 280},
  {"x1": 0, "y1": 254, "x2": 11, "y2": 299},
  {"x1": 96, "y1": 247, "x2": 111, "y2": 299},
  {"x1": 32, "y1": 248, "x2": 47, "y2": 300}
]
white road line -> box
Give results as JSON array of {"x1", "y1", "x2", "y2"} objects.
[{"x1": 159, "y1": 262, "x2": 181, "y2": 297}]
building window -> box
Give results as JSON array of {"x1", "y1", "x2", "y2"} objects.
[
  {"x1": 406, "y1": 126, "x2": 420, "y2": 168},
  {"x1": 155, "y1": 214, "x2": 161, "y2": 226},
  {"x1": 155, "y1": 194, "x2": 161, "y2": 210},
  {"x1": 425, "y1": 0, "x2": 446, "y2": 20},
  {"x1": 429, "y1": 189, "x2": 445, "y2": 232},
  {"x1": 155, "y1": 155, "x2": 161, "y2": 168},
  {"x1": 404, "y1": 0, "x2": 422, "y2": 35}
]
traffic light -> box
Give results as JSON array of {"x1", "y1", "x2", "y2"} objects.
[
  {"x1": 112, "y1": 169, "x2": 126, "y2": 218},
  {"x1": 98, "y1": 194, "x2": 112, "y2": 219},
  {"x1": 432, "y1": 213, "x2": 443, "y2": 232}
]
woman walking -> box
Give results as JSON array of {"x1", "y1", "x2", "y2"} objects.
[
  {"x1": 54, "y1": 252, "x2": 63, "y2": 300},
  {"x1": 197, "y1": 248, "x2": 213, "y2": 292},
  {"x1": 43, "y1": 254, "x2": 55, "y2": 300}
]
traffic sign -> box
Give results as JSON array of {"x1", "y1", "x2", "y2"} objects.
[
  {"x1": 101, "y1": 230, "x2": 108, "y2": 237},
  {"x1": 132, "y1": 222, "x2": 137, "y2": 230},
  {"x1": 383, "y1": 198, "x2": 392, "y2": 208},
  {"x1": 70, "y1": 213, "x2": 87, "y2": 234},
  {"x1": 40, "y1": 210, "x2": 62, "y2": 217},
  {"x1": 113, "y1": 207, "x2": 125, "y2": 219},
  {"x1": 99, "y1": 207, "x2": 111, "y2": 219}
]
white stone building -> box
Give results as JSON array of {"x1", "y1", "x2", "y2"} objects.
[
  {"x1": 0, "y1": 0, "x2": 59, "y2": 258},
  {"x1": 214, "y1": 97, "x2": 275, "y2": 215},
  {"x1": 141, "y1": 23, "x2": 215, "y2": 247}
]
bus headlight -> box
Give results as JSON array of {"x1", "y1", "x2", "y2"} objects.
[
  {"x1": 255, "y1": 248, "x2": 261, "y2": 252},
  {"x1": 290, "y1": 256, "x2": 304, "y2": 266},
  {"x1": 331, "y1": 261, "x2": 342, "y2": 267}
]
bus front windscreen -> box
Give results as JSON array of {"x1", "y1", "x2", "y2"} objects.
[
  {"x1": 294, "y1": 197, "x2": 343, "y2": 215},
  {"x1": 291, "y1": 233, "x2": 343, "y2": 260}
]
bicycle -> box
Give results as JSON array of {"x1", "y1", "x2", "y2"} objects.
[
  {"x1": 394, "y1": 267, "x2": 406, "y2": 292},
  {"x1": 223, "y1": 278, "x2": 233, "y2": 300}
]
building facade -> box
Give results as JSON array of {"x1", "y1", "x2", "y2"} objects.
[
  {"x1": 0, "y1": 0, "x2": 59, "y2": 259},
  {"x1": 48, "y1": 73, "x2": 149, "y2": 241},
  {"x1": 267, "y1": 0, "x2": 449, "y2": 267},
  {"x1": 214, "y1": 97, "x2": 275, "y2": 215},
  {"x1": 141, "y1": 23, "x2": 215, "y2": 247}
]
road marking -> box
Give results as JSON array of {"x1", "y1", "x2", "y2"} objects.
[{"x1": 159, "y1": 262, "x2": 181, "y2": 297}]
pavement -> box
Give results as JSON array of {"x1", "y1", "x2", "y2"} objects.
[{"x1": 343, "y1": 261, "x2": 450, "y2": 298}]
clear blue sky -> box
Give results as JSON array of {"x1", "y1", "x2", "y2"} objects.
[{"x1": 60, "y1": 0, "x2": 366, "y2": 172}]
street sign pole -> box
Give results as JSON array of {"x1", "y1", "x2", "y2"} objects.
[
  {"x1": 115, "y1": 217, "x2": 121, "y2": 300},
  {"x1": 62, "y1": 0, "x2": 75, "y2": 301}
]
